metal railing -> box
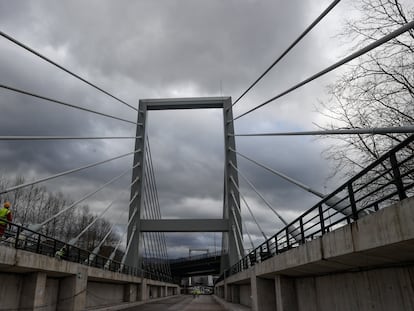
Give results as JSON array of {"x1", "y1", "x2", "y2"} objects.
[
  {"x1": 217, "y1": 135, "x2": 414, "y2": 282},
  {"x1": 0, "y1": 222, "x2": 173, "y2": 283}
]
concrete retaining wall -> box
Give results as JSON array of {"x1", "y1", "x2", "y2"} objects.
[
  {"x1": 86, "y1": 281, "x2": 125, "y2": 308},
  {"x1": 45, "y1": 278, "x2": 59, "y2": 311},
  {"x1": 296, "y1": 266, "x2": 414, "y2": 311},
  {"x1": 167, "y1": 286, "x2": 174, "y2": 296},
  {"x1": 0, "y1": 273, "x2": 23, "y2": 309},
  {"x1": 0, "y1": 245, "x2": 179, "y2": 310},
  {"x1": 215, "y1": 197, "x2": 414, "y2": 311},
  {"x1": 239, "y1": 284, "x2": 251, "y2": 307}
]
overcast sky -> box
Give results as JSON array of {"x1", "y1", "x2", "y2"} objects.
[{"x1": 0, "y1": 0, "x2": 360, "y2": 258}]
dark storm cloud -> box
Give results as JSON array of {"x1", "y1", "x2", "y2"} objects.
[
  {"x1": 164, "y1": 232, "x2": 222, "y2": 258},
  {"x1": 0, "y1": 0, "x2": 349, "y2": 257},
  {"x1": 22, "y1": 0, "x2": 313, "y2": 95},
  {"x1": 146, "y1": 109, "x2": 225, "y2": 205}
]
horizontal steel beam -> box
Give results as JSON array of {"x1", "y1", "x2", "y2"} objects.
[
  {"x1": 140, "y1": 219, "x2": 229, "y2": 232},
  {"x1": 141, "y1": 97, "x2": 230, "y2": 110}
]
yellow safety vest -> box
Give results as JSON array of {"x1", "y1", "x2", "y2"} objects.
[
  {"x1": 0, "y1": 208, "x2": 10, "y2": 225},
  {"x1": 56, "y1": 249, "x2": 64, "y2": 257}
]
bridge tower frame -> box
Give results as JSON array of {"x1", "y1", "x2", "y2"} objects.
[{"x1": 124, "y1": 97, "x2": 242, "y2": 273}]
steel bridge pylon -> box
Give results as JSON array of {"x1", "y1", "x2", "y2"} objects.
[{"x1": 124, "y1": 97, "x2": 243, "y2": 273}]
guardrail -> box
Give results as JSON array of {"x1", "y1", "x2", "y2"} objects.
[
  {"x1": 217, "y1": 135, "x2": 414, "y2": 283},
  {"x1": 0, "y1": 222, "x2": 173, "y2": 283}
]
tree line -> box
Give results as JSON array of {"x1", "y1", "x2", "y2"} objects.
[
  {"x1": 318, "y1": 0, "x2": 413, "y2": 179},
  {"x1": 0, "y1": 174, "x2": 119, "y2": 251}
]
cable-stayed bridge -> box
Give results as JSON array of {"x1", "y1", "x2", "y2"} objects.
[{"x1": 1, "y1": 2, "x2": 414, "y2": 310}]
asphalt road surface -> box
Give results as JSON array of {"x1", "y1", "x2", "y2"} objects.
[{"x1": 123, "y1": 295, "x2": 226, "y2": 311}]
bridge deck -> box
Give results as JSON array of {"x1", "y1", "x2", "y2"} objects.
[
  {"x1": 122, "y1": 295, "x2": 225, "y2": 311},
  {"x1": 215, "y1": 197, "x2": 414, "y2": 311}
]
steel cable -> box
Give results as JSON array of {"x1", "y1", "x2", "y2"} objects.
[
  {"x1": 0, "y1": 84, "x2": 138, "y2": 125},
  {"x1": 0, "y1": 135, "x2": 141, "y2": 141},
  {"x1": 0, "y1": 149, "x2": 141, "y2": 195},
  {"x1": 232, "y1": 21, "x2": 414, "y2": 121},
  {"x1": 232, "y1": 0, "x2": 341, "y2": 107},
  {"x1": 0, "y1": 30, "x2": 138, "y2": 112},
  {"x1": 232, "y1": 126, "x2": 414, "y2": 137}
]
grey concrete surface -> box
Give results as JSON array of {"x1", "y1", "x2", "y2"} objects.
[
  {"x1": 213, "y1": 295, "x2": 251, "y2": 311},
  {"x1": 122, "y1": 295, "x2": 226, "y2": 311},
  {"x1": 0, "y1": 245, "x2": 179, "y2": 310},
  {"x1": 215, "y1": 197, "x2": 414, "y2": 311},
  {"x1": 86, "y1": 281, "x2": 125, "y2": 308}
]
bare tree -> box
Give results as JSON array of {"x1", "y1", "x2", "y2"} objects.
[
  {"x1": 0, "y1": 174, "x2": 119, "y2": 253},
  {"x1": 318, "y1": 0, "x2": 413, "y2": 178}
]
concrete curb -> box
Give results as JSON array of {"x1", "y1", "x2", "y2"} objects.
[{"x1": 213, "y1": 295, "x2": 251, "y2": 311}]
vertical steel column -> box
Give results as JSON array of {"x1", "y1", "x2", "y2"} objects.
[
  {"x1": 126, "y1": 97, "x2": 242, "y2": 273},
  {"x1": 125, "y1": 101, "x2": 147, "y2": 269},
  {"x1": 223, "y1": 98, "x2": 243, "y2": 269}
]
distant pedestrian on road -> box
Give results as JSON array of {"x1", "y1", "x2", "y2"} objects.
[{"x1": 0, "y1": 202, "x2": 12, "y2": 238}]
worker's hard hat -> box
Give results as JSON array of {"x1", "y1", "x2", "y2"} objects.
[{"x1": 4, "y1": 202, "x2": 10, "y2": 208}]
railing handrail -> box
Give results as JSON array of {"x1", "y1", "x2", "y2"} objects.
[
  {"x1": 0, "y1": 221, "x2": 174, "y2": 283},
  {"x1": 274, "y1": 134, "x2": 414, "y2": 241},
  {"x1": 216, "y1": 134, "x2": 414, "y2": 284}
]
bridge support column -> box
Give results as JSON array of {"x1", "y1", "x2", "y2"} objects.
[
  {"x1": 57, "y1": 267, "x2": 87, "y2": 311},
  {"x1": 19, "y1": 272, "x2": 47, "y2": 310},
  {"x1": 224, "y1": 277, "x2": 230, "y2": 301},
  {"x1": 139, "y1": 278, "x2": 148, "y2": 301},
  {"x1": 275, "y1": 275, "x2": 298, "y2": 311}
]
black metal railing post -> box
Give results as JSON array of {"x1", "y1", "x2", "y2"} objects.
[
  {"x1": 53, "y1": 239, "x2": 57, "y2": 255},
  {"x1": 299, "y1": 218, "x2": 305, "y2": 244},
  {"x1": 14, "y1": 226, "x2": 21, "y2": 249},
  {"x1": 348, "y1": 183, "x2": 358, "y2": 220},
  {"x1": 389, "y1": 153, "x2": 407, "y2": 200},
  {"x1": 285, "y1": 227, "x2": 290, "y2": 249},
  {"x1": 275, "y1": 234, "x2": 279, "y2": 254},
  {"x1": 36, "y1": 234, "x2": 41, "y2": 253},
  {"x1": 318, "y1": 204, "x2": 325, "y2": 234}
]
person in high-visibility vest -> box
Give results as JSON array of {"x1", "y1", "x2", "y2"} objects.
[
  {"x1": 0, "y1": 202, "x2": 12, "y2": 238},
  {"x1": 55, "y1": 245, "x2": 68, "y2": 260}
]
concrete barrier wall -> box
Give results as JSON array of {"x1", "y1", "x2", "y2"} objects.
[
  {"x1": 0, "y1": 245, "x2": 179, "y2": 310},
  {"x1": 0, "y1": 273, "x2": 23, "y2": 310},
  {"x1": 45, "y1": 278, "x2": 59, "y2": 311},
  {"x1": 0, "y1": 270, "x2": 178, "y2": 311},
  {"x1": 216, "y1": 284, "x2": 224, "y2": 298},
  {"x1": 239, "y1": 284, "x2": 251, "y2": 307},
  {"x1": 146, "y1": 284, "x2": 151, "y2": 299},
  {"x1": 167, "y1": 286, "x2": 174, "y2": 296},
  {"x1": 86, "y1": 281, "x2": 125, "y2": 308},
  {"x1": 0, "y1": 272, "x2": 61, "y2": 311},
  {"x1": 295, "y1": 266, "x2": 414, "y2": 311},
  {"x1": 215, "y1": 197, "x2": 414, "y2": 311},
  {"x1": 149, "y1": 285, "x2": 163, "y2": 298}
]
